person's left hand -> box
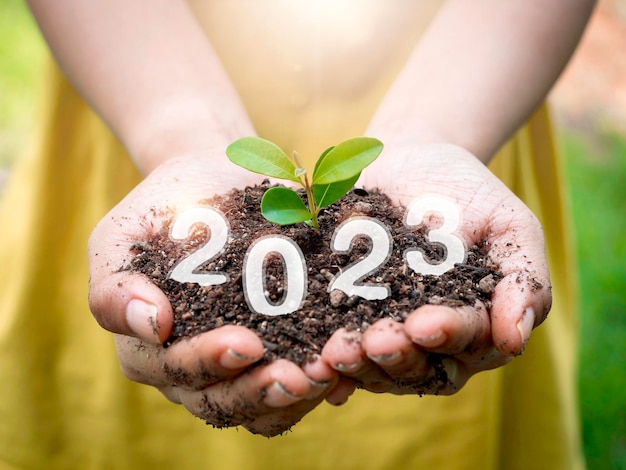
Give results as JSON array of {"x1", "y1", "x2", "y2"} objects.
[{"x1": 321, "y1": 143, "x2": 551, "y2": 395}]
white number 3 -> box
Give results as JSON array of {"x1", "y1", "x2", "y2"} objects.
[{"x1": 405, "y1": 195, "x2": 466, "y2": 276}]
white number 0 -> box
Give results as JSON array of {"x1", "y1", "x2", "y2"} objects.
[
  {"x1": 405, "y1": 195, "x2": 466, "y2": 276},
  {"x1": 243, "y1": 236, "x2": 307, "y2": 316}
]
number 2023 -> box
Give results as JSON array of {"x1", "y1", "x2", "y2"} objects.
[{"x1": 168, "y1": 195, "x2": 465, "y2": 316}]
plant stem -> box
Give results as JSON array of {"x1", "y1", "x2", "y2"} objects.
[
  {"x1": 292, "y1": 150, "x2": 319, "y2": 229},
  {"x1": 302, "y1": 173, "x2": 319, "y2": 229}
]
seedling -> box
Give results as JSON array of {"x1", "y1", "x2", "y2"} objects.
[{"x1": 226, "y1": 136, "x2": 383, "y2": 228}]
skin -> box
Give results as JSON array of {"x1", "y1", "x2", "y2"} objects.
[{"x1": 29, "y1": 0, "x2": 595, "y2": 436}]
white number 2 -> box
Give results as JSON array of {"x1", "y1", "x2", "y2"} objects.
[
  {"x1": 168, "y1": 207, "x2": 229, "y2": 286},
  {"x1": 405, "y1": 195, "x2": 466, "y2": 276},
  {"x1": 328, "y1": 217, "x2": 392, "y2": 300}
]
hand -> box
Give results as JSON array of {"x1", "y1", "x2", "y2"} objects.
[
  {"x1": 88, "y1": 155, "x2": 341, "y2": 436},
  {"x1": 321, "y1": 143, "x2": 551, "y2": 395}
]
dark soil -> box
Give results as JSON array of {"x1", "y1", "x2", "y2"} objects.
[{"x1": 128, "y1": 181, "x2": 501, "y2": 367}]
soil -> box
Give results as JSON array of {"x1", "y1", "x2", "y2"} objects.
[{"x1": 128, "y1": 181, "x2": 501, "y2": 366}]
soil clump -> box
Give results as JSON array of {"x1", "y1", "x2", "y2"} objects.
[{"x1": 128, "y1": 181, "x2": 501, "y2": 366}]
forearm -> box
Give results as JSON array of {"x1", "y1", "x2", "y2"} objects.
[
  {"x1": 367, "y1": 0, "x2": 596, "y2": 163},
  {"x1": 28, "y1": 0, "x2": 254, "y2": 174}
]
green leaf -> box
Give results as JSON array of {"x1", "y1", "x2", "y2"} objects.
[
  {"x1": 312, "y1": 173, "x2": 360, "y2": 209},
  {"x1": 261, "y1": 187, "x2": 312, "y2": 225},
  {"x1": 313, "y1": 145, "x2": 335, "y2": 176},
  {"x1": 226, "y1": 137, "x2": 300, "y2": 182},
  {"x1": 312, "y1": 137, "x2": 383, "y2": 185}
]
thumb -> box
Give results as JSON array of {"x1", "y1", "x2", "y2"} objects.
[
  {"x1": 85, "y1": 155, "x2": 267, "y2": 344},
  {"x1": 487, "y1": 202, "x2": 552, "y2": 356},
  {"x1": 88, "y1": 211, "x2": 173, "y2": 344},
  {"x1": 490, "y1": 270, "x2": 551, "y2": 356}
]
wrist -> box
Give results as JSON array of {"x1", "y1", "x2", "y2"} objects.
[
  {"x1": 148, "y1": 153, "x2": 267, "y2": 198},
  {"x1": 126, "y1": 106, "x2": 257, "y2": 175},
  {"x1": 366, "y1": 117, "x2": 496, "y2": 166}
]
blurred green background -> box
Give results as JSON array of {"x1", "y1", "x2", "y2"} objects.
[
  {"x1": 564, "y1": 132, "x2": 626, "y2": 470},
  {"x1": 1, "y1": 2, "x2": 625, "y2": 469},
  {"x1": 0, "y1": 2, "x2": 44, "y2": 170}
]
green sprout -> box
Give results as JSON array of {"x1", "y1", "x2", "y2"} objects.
[{"x1": 226, "y1": 136, "x2": 383, "y2": 229}]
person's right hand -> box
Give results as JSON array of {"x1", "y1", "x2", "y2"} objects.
[{"x1": 87, "y1": 154, "x2": 343, "y2": 436}]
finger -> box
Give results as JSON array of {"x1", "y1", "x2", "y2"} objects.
[
  {"x1": 321, "y1": 328, "x2": 366, "y2": 373},
  {"x1": 490, "y1": 270, "x2": 551, "y2": 356},
  {"x1": 404, "y1": 303, "x2": 491, "y2": 356},
  {"x1": 325, "y1": 377, "x2": 357, "y2": 406},
  {"x1": 162, "y1": 326, "x2": 266, "y2": 389},
  {"x1": 301, "y1": 355, "x2": 339, "y2": 400},
  {"x1": 115, "y1": 325, "x2": 264, "y2": 389},
  {"x1": 116, "y1": 335, "x2": 168, "y2": 386},
  {"x1": 361, "y1": 318, "x2": 429, "y2": 380},
  {"x1": 89, "y1": 270, "x2": 174, "y2": 343},
  {"x1": 321, "y1": 328, "x2": 395, "y2": 392}
]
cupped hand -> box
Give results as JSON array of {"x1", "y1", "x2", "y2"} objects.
[
  {"x1": 322, "y1": 143, "x2": 551, "y2": 395},
  {"x1": 88, "y1": 154, "x2": 340, "y2": 436}
]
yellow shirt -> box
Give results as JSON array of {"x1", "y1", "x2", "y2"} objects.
[{"x1": 0, "y1": 2, "x2": 583, "y2": 468}]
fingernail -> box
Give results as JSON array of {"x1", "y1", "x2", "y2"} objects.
[
  {"x1": 333, "y1": 360, "x2": 363, "y2": 373},
  {"x1": 302, "y1": 355, "x2": 333, "y2": 397},
  {"x1": 517, "y1": 307, "x2": 535, "y2": 353},
  {"x1": 308, "y1": 378, "x2": 330, "y2": 388},
  {"x1": 126, "y1": 299, "x2": 160, "y2": 343},
  {"x1": 305, "y1": 378, "x2": 330, "y2": 399},
  {"x1": 366, "y1": 351, "x2": 401, "y2": 366},
  {"x1": 263, "y1": 382, "x2": 303, "y2": 407},
  {"x1": 413, "y1": 329, "x2": 447, "y2": 348},
  {"x1": 219, "y1": 348, "x2": 261, "y2": 369}
]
